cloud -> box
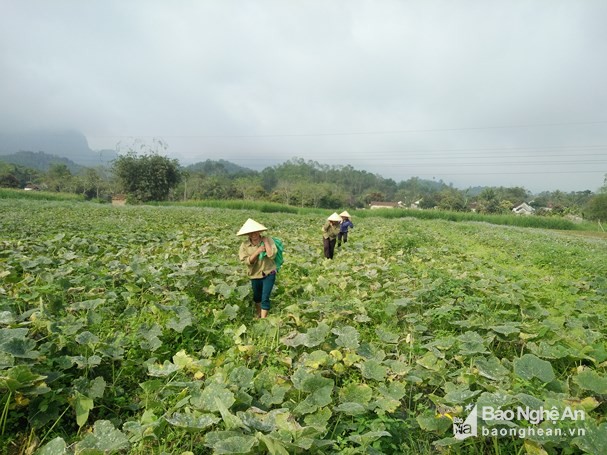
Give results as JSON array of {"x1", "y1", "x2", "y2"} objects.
[{"x1": 1, "y1": 0, "x2": 606, "y2": 192}]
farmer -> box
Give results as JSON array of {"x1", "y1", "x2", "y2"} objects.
[
  {"x1": 237, "y1": 218, "x2": 277, "y2": 318},
  {"x1": 337, "y1": 210, "x2": 354, "y2": 247},
  {"x1": 322, "y1": 212, "x2": 342, "y2": 259}
]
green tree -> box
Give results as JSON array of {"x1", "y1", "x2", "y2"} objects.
[
  {"x1": 584, "y1": 194, "x2": 607, "y2": 221},
  {"x1": 0, "y1": 163, "x2": 21, "y2": 188},
  {"x1": 112, "y1": 151, "x2": 181, "y2": 203},
  {"x1": 234, "y1": 176, "x2": 266, "y2": 200},
  {"x1": 45, "y1": 163, "x2": 73, "y2": 192},
  {"x1": 437, "y1": 188, "x2": 466, "y2": 211}
]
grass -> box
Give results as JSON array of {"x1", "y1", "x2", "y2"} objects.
[
  {"x1": 0, "y1": 188, "x2": 85, "y2": 201},
  {"x1": 351, "y1": 207, "x2": 581, "y2": 230},
  {"x1": 1, "y1": 189, "x2": 596, "y2": 232}
]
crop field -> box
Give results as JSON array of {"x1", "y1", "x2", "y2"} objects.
[{"x1": 1, "y1": 199, "x2": 606, "y2": 454}]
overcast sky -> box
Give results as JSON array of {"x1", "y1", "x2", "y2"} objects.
[{"x1": 2, "y1": 0, "x2": 607, "y2": 192}]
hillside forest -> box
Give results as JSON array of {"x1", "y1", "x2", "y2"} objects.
[{"x1": 1, "y1": 150, "x2": 606, "y2": 220}]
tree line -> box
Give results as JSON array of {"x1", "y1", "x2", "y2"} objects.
[{"x1": 1, "y1": 149, "x2": 606, "y2": 220}]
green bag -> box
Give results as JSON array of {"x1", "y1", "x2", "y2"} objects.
[{"x1": 260, "y1": 237, "x2": 284, "y2": 272}]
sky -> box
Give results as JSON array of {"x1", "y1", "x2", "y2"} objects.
[{"x1": 1, "y1": 0, "x2": 607, "y2": 193}]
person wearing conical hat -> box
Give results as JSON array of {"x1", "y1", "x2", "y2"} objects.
[
  {"x1": 322, "y1": 212, "x2": 341, "y2": 259},
  {"x1": 237, "y1": 218, "x2": 278, "y2": 318},
  {"x1": 337, "y1": 210, "x2": 354, "y2": 248}
]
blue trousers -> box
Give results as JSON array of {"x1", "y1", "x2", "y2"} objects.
[{"x1": 251, "y1": 272, "x2": 276, "y2": 310}]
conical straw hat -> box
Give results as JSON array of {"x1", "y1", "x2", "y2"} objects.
[
  {"x1": 327, "y1": 212, "x2": 342, "y2": 222},
  {"x1": 236, "y1": 218, "x2": 267, "y2": 236},
  {"x1": 339, "y1": 211, "x2": 351, "y2": 218}
]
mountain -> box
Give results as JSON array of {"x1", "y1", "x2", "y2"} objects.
[
  {"x1": 185, "y1": 159, "x2": 256, "y2": 176},
  {"x1": 0, "y1": 130, "x2": 117, "y2": 167},
  {"x1": 0, "y1": 151, "x2": 84, "y2": 173}
]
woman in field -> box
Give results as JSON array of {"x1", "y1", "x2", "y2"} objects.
[
  {"x1": 237, "y1": 218, "x2": 278, "y2": 318},
  {"x1": 322, "y1": 212, "x2": 342, "y2": 259},
  {"x1": 337, "y1": 210, "x2": 354, "y2": 247}
]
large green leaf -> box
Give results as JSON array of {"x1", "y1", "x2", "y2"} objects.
[
  {"x1": 360, "y1": 359, "x2": 387, "y2": 381},
  {"x1": 332, "y1": 325, "x2": 360, "y2": 349},
  {"x1": 75, "y1": 392, "x2": 94, "y2": 427},
  {"x1": 339, "y1": 383, "x2": 373, "y2": 404},
  {"x1": 192, "y1": 383, "x2": 235, "y2": 412},
  {"x1": 204, "y1": 431, "x2": 258, "y2": 454},
  {"x1": 166, "y1": 412, "x2": 219, "y2": 430},
  {"x1": 573, "y1": 422, "x2": 607, "y2": 454},
  {"x1": 514, "y1": 354, "x2": 555, "y2": 383},
  {"x1": 0, "y1": 365, "x2": 47, "y2": 393},
  {"x1": 474, "y1": 356, "x2": 510, "y2": 381},
  {"x1": 574, "y1": 369, "x2": 607, "y2": 394},
  {"x1": 36, "y1": 437, "x2": 67, "y2": 455},
  {"x1": 281, "y1": 322, "x2": 330, "y2": 348},
  {"x1": 74, "y1": 420, "x2": 129, "y2": 452}
]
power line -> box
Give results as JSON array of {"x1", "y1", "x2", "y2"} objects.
[{"x1": 85, "y1": 120, "x2": 607, "y2": 139}]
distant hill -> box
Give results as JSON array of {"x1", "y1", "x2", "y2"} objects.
[
  {"x1": 185, "y1": 159, "x2": 256, "y2": 176},
  {"x1": 0, "y1": 151, "x2": 84, "y2": 173},
  {"x1": 0, "y1": 130, "x2": 117, "y2": 167}
]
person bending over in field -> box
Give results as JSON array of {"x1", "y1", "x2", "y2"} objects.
[
  {"x1": 337, "y1": 210, "x2": 354, "y2": 247},
  {"x1": 237, "y1": 218, "x2": 277, "y2": 319},
  {"x1": 322, "y1": 212, "x2": 342, "y2": 259}
]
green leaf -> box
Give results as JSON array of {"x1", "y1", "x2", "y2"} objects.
[
  {"x1": 527, "y1": 341, "x2": 573, "y2": 359},
  {"x1": 294, "y1": 385, "x2": 333, "y2": 415},
  {"x1": 514, "y1": 354, "x2": 555, "y2": 383},
  {"x1": 0, "y1": 311, "x2": 15, "y2": 324},
  {"x1": 74, "y1": 419, "x2": 130, "y2": 452},
  {"x1": 490, "y1": 323, "x2": 520, "y2": 336},
  {"x1": 229, "y1": 366, "x2": 255, "y2": 389},
  {"x1": 574, "y1": 369, "x2": 607, "y2": 394},
  {"x1": 257, "y1": 433, "x2": 290, "y2": 455},
  {"x1": 260, "y1": 384, "x2": 290, "y2": 407},
  {"x1": 339, "y1": 383, "x2": 373, "y2": 405},
  {"x1": 0, "y1": 336, "x2": 39, "y2": 359},
  {"x1": 192, "y1": 383, "x2": 235, "y2": 412},
  {"x1": 417, "y1": 351, "x2": 445, "y2": 371},
  {"x1": 173, "y1": 349, "x2": 195, "y2": 370},
  {"x1": 166, "y1": 412, "x2": 219, "y2": 430},
  {"x1": 474, "y1": 356, "x2": 510, "y2": 381},
  {"x1": 282, "y1": 322, "x2": 330, "y2": 348},
  {"x1": 75, "y1": 392, "x2": 94, "y2": 427},
  {"x1": 332, "y1": 325, "x2": 360, "y2": 349},
  {"x1": 215, "y1": 396, "x2": 245, "y2": 430},
  {"x1": 334, "y1": 402, "x2": 366, "y2": 415},
  {"x1": 360, "y1": 359, "x2": 387, "y2": 381},
  {"x1": 87, "y1": 376, "x2": 106, "y2": 400},
  {"x1": 36, "y1": 437, "x2": 67, "y2": 455},
  {"x1": 443, "y1": 383, "x2": 481, "y2": 405},
  {"x1": 417, "y1": 414, "x2": 452, "y2": 433},
  {"x1": 347, "y1": 430, "x2": 392, "y2": 445},
  {"x1": 303, "y1": 407, "x2": 332, "y2": 432},
  {"x1": 138, "y1": 324, "x2": 163, "y2": 352},
  {"x1": 146, "y1": 360, "x2": 179, "y2": 377},
  {"x1": 291, "y1": 367, "x2": 333, "y2": 393},
  {"x1": 204, "y1": 432, "x2": 258, "y2": 454},
  {"x1": 0, "y1": 365, "x2": 47, "y2": 393},
  {"x1": 75, "y1": 331, "x2": 99, "y2": 346},
  {"x1": 377, "y1": 381, "x2": 408, "y2": 401},
  {"x1": 457, "y1": 331, "x2": 488, "y2": 355},
  {"x1": 573, "y1": 422, "x2": 607, "y2": 454},
  {"x1": 68, "y1": 298, "x2": 105, "y2": 311},
  {"x1": 166, "y1": 305, "x2": 192, "y2": 333},
  {"x1": 375, "y1": 326, "x2": 400, "y2": 344}
]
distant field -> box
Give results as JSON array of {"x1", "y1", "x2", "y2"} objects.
[
  {"x1": 0, "y1": 188, "x2": 85, "y2": 201},
  {"x1": 1, "y1": 199, "x2": 606, "y2": 454}
]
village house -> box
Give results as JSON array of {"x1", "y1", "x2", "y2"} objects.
[
  {"x1": 369, "y1": 201, "x2": 406, "y2": 209},
  {"x1": 111, "y1": 194, "x2": 127, "y2": 206},
  {"x1": 512, "y1": 202, "x2": 535, "y2": 215}
]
